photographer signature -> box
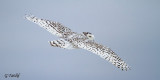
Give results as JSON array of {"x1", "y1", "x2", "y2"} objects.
[{"x1": 4, "y1": 73, "x2": 20, "y2": 78}]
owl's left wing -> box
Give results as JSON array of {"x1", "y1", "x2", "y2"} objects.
[
  {"x1": 77, "y1": 41, "x2": 130, "y2": 71},
  {"x1": 25, "y1": 15, "x2": 72, "y2": 38}
]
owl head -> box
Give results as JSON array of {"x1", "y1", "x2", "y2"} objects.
[{"x1": 83, "y1": 32, "x2": 95, "y2": 41}]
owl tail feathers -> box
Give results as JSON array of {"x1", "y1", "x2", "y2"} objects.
[
  {"x1": 48, "y1": 39, "x2": 77, "y2": 49},
  {"x1": 48, "y1": 41, "x2": 60, "y2": 48}
]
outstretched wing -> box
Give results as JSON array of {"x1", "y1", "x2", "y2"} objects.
[
  {"x1": 25, "y1": 15, "x2": 72, "y2": 38},
  {"x1": 77, "y1": 41, "x2": 130, "y2": 71}
]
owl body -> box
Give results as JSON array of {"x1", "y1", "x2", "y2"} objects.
[{"x1": 25, "y1": 15, "x2": 130, "y2": 71}]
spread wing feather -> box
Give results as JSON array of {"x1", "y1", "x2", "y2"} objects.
[
  {"x1": 77, "y1": 41, "x2": 130, "y2": 71},
  {"x1": 25, "y1": 15, "x2": 72, "y2": 38}
]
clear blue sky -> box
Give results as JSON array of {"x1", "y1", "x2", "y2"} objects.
[{"x1": 0, "y1": 0, "x2": 160, "y2": 80}]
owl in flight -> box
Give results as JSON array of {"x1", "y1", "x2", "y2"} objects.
[{"x1": 25, "y1": 15, "x2": 130, "y2": 71}]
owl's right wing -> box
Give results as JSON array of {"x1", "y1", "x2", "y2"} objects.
[
  {"x1": 76, "y1": 41, "x2": 130, "y2": 71},
  {"x1": 25, "y1": 15, "x2": 72, "y2": 38}
]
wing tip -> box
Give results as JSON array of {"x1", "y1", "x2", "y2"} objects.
[
  {"x1": 24, "y1": 14, "x2": 36, "y2": 20},
  {"x1": 121, "y1": 65, "x2": 131, "y2": 71}
]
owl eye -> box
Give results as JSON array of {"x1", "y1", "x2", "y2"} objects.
[{"x1": 88, "y1": 36, "x2": 92, "y2": 37}]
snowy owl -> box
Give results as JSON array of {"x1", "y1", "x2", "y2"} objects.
[{"x1": 25, "y1": 15, "x2": 130, "y2": 71}]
